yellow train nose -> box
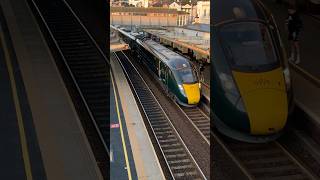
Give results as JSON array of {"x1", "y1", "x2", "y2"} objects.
[
  {"x1": 232, "y1": 67, "x2": 289, "y2": 135},
  {"x1": 183, "y1": 83, "x2": 201, "y2": 105},
  {"x1": 242, "y1": 90, "x2": 288, "y2": 135}
]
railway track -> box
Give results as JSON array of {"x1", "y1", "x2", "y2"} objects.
[
  {"x1": 230, "y1": 140, "x2": 316, "y2": 179},
  {"x1": 115, "y1": 51, "x2": 206, "y2": 180},
  {"x1": 180, "y1": 107, "x2": 210, "y2": 143},
  {"x1": 28, "y1": 0, "x2": 109, "y2": 178},
  {"x1": 212, "y1": 130, "x2": 317, "y2": 180}
]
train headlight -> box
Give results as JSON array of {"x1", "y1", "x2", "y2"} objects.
[
  {"x1": 178, "y1": 84, "x2": 186, "y2": 96},
  {"x1": 219, "y1": 73, "x2": 238, "y2": 95},
  {"x1": 236, "y1": 98, "x2": 247, "y2": 113},
  {"x1": 283, "y1": 68, "x2": 291, "y2": 91},
  {"x1": 219, "y1": 73, "x2": 247, "y2": 113}
]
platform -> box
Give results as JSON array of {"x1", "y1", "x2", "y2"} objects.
[
  {"x1": 110, "y1": 53, "x2": 165, "y2": 180},
  {"x1": 263, "y1": 0, "x2": 320, "y2": 79},
  {"x1": 110, "y1": 71, "x2": 137, "y2": 180},
  {"x1": 0, "y1": 13, "x2": 46, "y2": 180},
  {"x1": 261, "y1": 0, "x2": 320, "y2": 140},
  {"x1": 0, "y1": 0, "x2": 102, "y2": 179},
  {"x1": 110, "y1": 26, "x2": 129, "y2": 52},
  {"x1": 291, "y1": 67, "x2": 320, "y2": 129}
]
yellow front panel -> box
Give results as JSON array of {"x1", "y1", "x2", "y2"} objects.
[
  {"x1": 233, "y1": 68, "x2": 288, "y2": 135},
  {"x1": 183, "y1": 83, "x2": 200, "y2": 105}
]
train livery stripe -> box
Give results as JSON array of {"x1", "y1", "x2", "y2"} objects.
[
  {"x1": 183, "y1": 83, "x2": 201, "y2": 105},
  {"x1": 232, "y1": 68, "x2": 288, "y2": 135}
]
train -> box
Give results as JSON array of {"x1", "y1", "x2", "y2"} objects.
[
  {"x1": 117, "y1": 27, "x2": 201, "y2": 107},
  {"x1": 211, "y1": 0, "x2": 294, "y2": 142}
]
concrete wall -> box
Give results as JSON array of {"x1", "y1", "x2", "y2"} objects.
[{"x1": 111, "y1": 15, "x2": 178, "y2": 26}]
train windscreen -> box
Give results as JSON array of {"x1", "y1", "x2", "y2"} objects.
[
  {"x1": 178, "y1": 68, "x2": 198, "y2": 84},
  {"x1": 171, "y1": 59, "x2": 198, "y2": 84},
  {"x1": 219, "y1": 22, "x2": 279, "y2": 71}
]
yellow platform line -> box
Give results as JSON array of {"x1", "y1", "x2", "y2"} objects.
[
  {"x1": 0, "y1": 29, "x2": 33, "y2": 180},
  {"x1": 111, "y1": 72, "x2": 132, "y2": 180}
]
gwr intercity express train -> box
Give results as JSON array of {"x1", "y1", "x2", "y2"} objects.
[
  {"x1": 118, "y1": 28, "x2": 201, "y2": 106},
  {"x1": 212, "y1": 0, "x2": 294, "y2": 142}
]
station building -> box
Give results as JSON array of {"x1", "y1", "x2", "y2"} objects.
[{"x1": 110, "y1": 7, "x2": 190, "y2": 26}]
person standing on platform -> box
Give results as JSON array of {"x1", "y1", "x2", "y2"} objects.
[{"x1": 286, "y1": 7, "x2": 303, "y2": 64}]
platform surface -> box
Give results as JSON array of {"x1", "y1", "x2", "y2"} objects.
[
  {"x1": 111, "y1": 52, "x2": 165, "y2": 180},
  {"x1": 110, "y1": 70, "x2": 138, "y2": 180},
  {"x1": 0, "y1": 16, "x2": 46, "y2": 180},
  {"x1": 263, "y1": 0, "x2": 320, "y2": 79},
  {"x1": 0, "y1": 0, "x2": 103, "y2": 179},
  {"x1": 261, "y1": 0, "x2": 320, "y2": 128},
  {"x1": 292, "y1": 70, "x2": 320, "y2": 124}
]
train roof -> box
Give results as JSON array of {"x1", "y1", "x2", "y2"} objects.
[
  {"x1": 212, "y1": 0, "x2": 271, "y2": 25},
  {"x1": 142, "y1": 39, "x2": 191, "y2": 70},
  {"x1": 116, "y1": 26, "x2": 192, "y2": 70}
]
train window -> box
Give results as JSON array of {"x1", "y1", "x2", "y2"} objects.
[
  {"x1": 170, "y1": 58, "x2": 198, "y2": 84},
  {"x1": 219, "y1": 22, "x2": 279, "y2": 71},
  {"x1": 178, "y1": 68, "x2": 198, "y2": 84}
]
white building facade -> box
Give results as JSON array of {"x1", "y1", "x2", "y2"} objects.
[
  {"x1": 169, "y1": 2, "x2": 197, "y2": 24},
  {"x1": 196, "y1": 1, "x2": 210, "y2": 24}
]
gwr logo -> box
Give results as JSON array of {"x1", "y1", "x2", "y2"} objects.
[{"x1": 253, "y1": 78, "x2": 271, "y2": 87}]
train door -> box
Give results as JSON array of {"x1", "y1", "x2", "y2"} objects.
[
  {"x1": 160, "y1": 61, "x2": 166, "y2": 82},
  {"x1": 164, "y1": 68, "x2": 168, "y2": 92},
  {"x1": 160, "y1": 61, "x2": 168, "y2": 91}
]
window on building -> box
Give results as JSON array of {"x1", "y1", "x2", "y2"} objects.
[{"x1": 204, "y1": 9, "x2": 206, "y2": 17}]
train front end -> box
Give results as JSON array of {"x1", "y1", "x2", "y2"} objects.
[
  {"x1": 171, "y1": 60, "x2": 201, "y2": 106},
  {"x1": 212, "y1": 0, "x2": 293, "y2": 142}
]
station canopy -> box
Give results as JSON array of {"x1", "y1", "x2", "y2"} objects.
[{"x1": 212, "y1": 0, "x2": 269, "y2": 25}]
